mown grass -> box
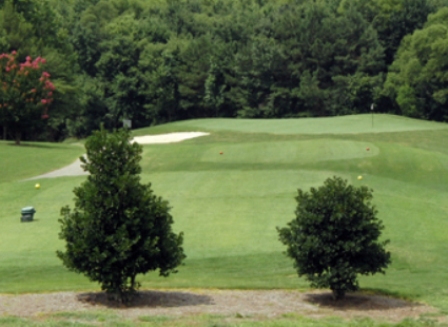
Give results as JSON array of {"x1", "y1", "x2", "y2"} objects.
[
  {"x1": 132, "y1": 113, "x2": 448, "y2": 135},
  {"x1": 0, "y1": 140, "x2": 84, "y2": 183},
  {"x1": 1, "y1": 114, "x2": 448, "y2": 324},
  {"x1": 0, "y1": 312, "x2": 445, "y2": 327}
]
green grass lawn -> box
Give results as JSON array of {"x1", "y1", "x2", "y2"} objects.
[
  {"x1": 133, "y1": 113, "x2": 448, "y2": 135},
  {"x1": 0, "y1": 140, "x2": 84, "y2": 183},
  {"x1": 1, "y1": 114, "x2": 448, "y2": 320},
  {"x1": 0, "y1": 313, "x2": 441, "y2": 327}
]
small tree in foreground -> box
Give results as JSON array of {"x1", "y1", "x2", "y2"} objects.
[
  {"x1": 57, "y1": 128, "x2": 186, "y2": 302},
  {"x1": 277, "y1": 176, "x2": 391, "y2": 300}
]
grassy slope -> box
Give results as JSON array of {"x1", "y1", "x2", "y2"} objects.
[
  {"x1": 133, "y1": 113, "x2": 448, "y2": 135},
  {"x1": 0, "y1": 140, "x2": 84, "y2": 183},
  {"x1": 1, "y1": 114, "x2": 448, "y2": 312}
]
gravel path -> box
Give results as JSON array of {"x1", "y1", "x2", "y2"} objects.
[{"x1": 0, "y1": 289, "x2": 437, "y2": 322}]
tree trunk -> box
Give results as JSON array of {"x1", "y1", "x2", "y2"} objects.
[
  {"x1": 331, "y1": 288, "x2": 345, "y2": 300},
  {"x1": 130, "y1": 274, "x2": 136, "y2": 291},
  {"x1": 2, "y1": 125, "x2": 6, "y2": 140},
  {"x1": 14, "y1": 131, "x2": 21, "y2": 145}
]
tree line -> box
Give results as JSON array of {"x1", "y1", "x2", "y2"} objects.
[{"x1": 0, "y1": 0, "x2": 447, "y2": 142}]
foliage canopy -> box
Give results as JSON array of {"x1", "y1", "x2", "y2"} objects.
[
  {"x1": 57, "y1": 127, "x2": 186, "y2": 301},
  {"x1": 1, "y1": 0, "x2": 447, "y2": 141},
  {"x1": 0, "y1": 51, "x2": 54, "y2": 144},
  {"x1": 277, "y1": 176, "x2": 391, "y2": 300},
  {"x1": 384, "y1": 7, "x2": 448, "y2": 121}
]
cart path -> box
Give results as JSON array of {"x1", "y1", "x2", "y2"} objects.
[
  {"x1": 26, "y1": 157, "x2": 87, "y2": 180},
  {"x1": 26, "y1": 132, "x2": 209, "y2": 180}
]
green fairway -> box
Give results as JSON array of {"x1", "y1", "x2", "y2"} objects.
[
  {"x1": 137, "y1": 113, "x2": 448, "y2": 135},
  {"x1": 1, "y1": 114, "x2": 448, "y2": 314}
]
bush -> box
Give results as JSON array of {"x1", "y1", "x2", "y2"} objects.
[
  {"x1": 57, "y1": 127, "x2": 186, "y2": 302},
  {"x1": 277, "y1": 176, "x2": 391, "y2": 300}
]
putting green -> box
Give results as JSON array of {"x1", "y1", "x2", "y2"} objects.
[
  {"x1": 202, "y1": 139, "x2": 378, "y2": 164},
  {"x1": 163, "y1": 114, "x2": 448, "y2": 135}
]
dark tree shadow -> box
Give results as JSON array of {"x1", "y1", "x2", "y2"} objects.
[
  {"x1": 7, "y1": 142, "x2": 79, "y2": 149},
  {"x1": 77, "y1": 290, "x2": 214, "y2": 309},
  {"x1": 21, "y1": 219, "x2": 39, "y2": 223},
  {"x1": 304, "y1": 292, "x2": 423, "y2": 311}
]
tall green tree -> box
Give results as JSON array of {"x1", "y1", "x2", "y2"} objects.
[
  {"x1": 338, "y1": 0, "x2": 434, "y2": 65},
  {"x1": 383, "y1": 7, "x2": 448, "y2": 121},
  {"x1": 0, "y1": 0, "x2": 73, "y2": 53},
  {"x1": 0, "y1": 0, "x2": 35, "y2": 54},
  {"x1": 71, "y1": 0, "x2": 118, "y2": 77},
  {"x1": 266, "y1": 1, "x2": 385, "y2": 117},
  {"x1": 58, "y1": 127, "x2": 186, "y2": 302},
  {"x1": 139, "y1": 42, "x2": 183, "y2": 124},
  {"x1": 235, "y1": 35, "x2": 285, "y2": 118},
  {"x1": 95, "y1": 12, "x2": 148, "y2": 128}
]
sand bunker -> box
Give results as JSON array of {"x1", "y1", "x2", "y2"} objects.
[
  {"x1": 27, "y1": 132, "x2": 209, "y2": 180},
  {"x1": 132, "y1": 132, "x2": 209, "y2": 144}
]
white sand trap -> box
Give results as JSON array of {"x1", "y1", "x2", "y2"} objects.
[
  {"x1": 132, "y1": 132, "x2": 209, "y2": 144},
  {"x1": 26, "y1": 132, "x2": 209, "y2": 180}
]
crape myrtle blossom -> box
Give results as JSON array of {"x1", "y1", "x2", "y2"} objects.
[
  {"x1": 0, "y1": 51, "x2": 56, "y2": 144},
  {"x1": 0, "y1": 51, "x2": 54, "y2": 120}
]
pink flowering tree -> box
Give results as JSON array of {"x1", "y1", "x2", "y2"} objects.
[{"x1": 0, "y1": 51, "x2": 55, "y2": 145}]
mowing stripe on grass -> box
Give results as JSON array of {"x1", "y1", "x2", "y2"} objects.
[{"x1": 148, "y1": 114, "x2": 448, "y2": 135}]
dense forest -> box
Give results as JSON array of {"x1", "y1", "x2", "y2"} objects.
[{"x1": 0, "y1": 0, "x2": 448, "y2": 142}]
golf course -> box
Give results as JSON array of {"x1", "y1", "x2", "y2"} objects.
[{"x1": 1, "y1": 113, "x2": 448, "y2": 326}]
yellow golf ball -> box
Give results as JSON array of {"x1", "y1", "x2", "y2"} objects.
[
  {"x1": 357, "y1": 176, "x2": 363, "y2": 180},
  {"x1": 35, "y1": 183, "x2": 40, "y2": 189}
]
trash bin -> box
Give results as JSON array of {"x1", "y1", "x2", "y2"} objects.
[{"x1": 21, "y1": 206, "x2": 35, "y2": 222}]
